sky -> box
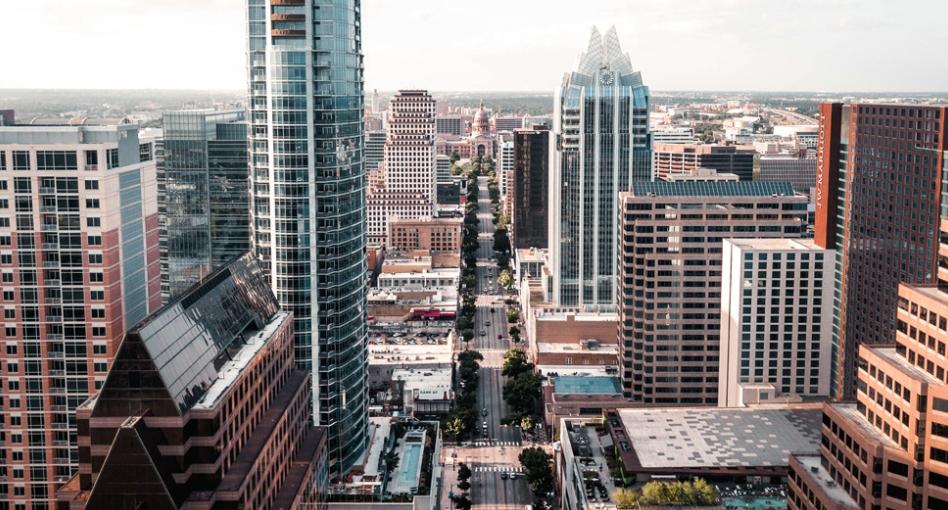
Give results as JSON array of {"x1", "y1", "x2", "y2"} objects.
[{"x1": 0, "y1": 0, "x2": 946, "y2": 92}]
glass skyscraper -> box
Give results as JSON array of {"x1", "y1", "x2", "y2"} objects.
[
  {"x1": 246, "y1": 0, "x2": 368, "y2": 478},
  {"x1": 550, "y1": 26, "x2": 651, "y2": 310},
  {"x1": 160, "y1": 110, "x2": 250, "y2": 300}
]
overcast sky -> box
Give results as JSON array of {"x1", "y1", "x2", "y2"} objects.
[{"x1": 0, "y1": 0, "x2": 945, "y2": 92}]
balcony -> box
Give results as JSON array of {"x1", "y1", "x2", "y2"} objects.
[
  {"x1": 40, "y1": 224, "x2": 58, "y2": 232},
  {"x1": 271, "y1": 13, "x2": 304, "y2": 21},
  {"x1": 45, "y1": 315, "x2": 63, "y2": 322},
  {"x1": 47, "y1": 351, "x2": 65, "y2": 358},
  {"x1": 271, "y1": 29, "x2": 305, "y2": 37},
  {"x1": 49, "y1": 387, "x2": 66, "y2": 395},
  {"x1": 38, "y1": 186, "x2": 56, "y2": 194},
  {"x1": 42, "y1": 242, "x2": 59, "y2": 250}
]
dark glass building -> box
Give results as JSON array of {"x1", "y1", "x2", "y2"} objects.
[
  {"x1": 246, "y1": 0, "x2": 369, "y2": 477},
  {"x1": 512, "y1": 126, "x2": 550, "y2": 250},
  {"x1": 815, "y1": 103, "x2": 947, "y2": 398},
  {"x1": 56, "y1": 253, "x2": 327, "y2": 509},
  {"x1": 159, "y1": 110, "x2": 250, "y2": 300}
]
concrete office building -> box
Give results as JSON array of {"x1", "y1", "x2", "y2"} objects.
[
  {"x1": 365, "y1": 129, "x2": 386, "y2": 173},
  {"x1": 56, "y1": 254, "x2": 327, "y2": 510},
  {"x1": 435, "y1": 115, "x2": 463, "y2": 136},
  {"x1": 814, "y1": 103, "x2": 947, "y2": 399},
  {"x1": 512, "y1": 126, "x2": 550, "y2": 249},
  {"x1": 388, "y1": 217, "x2": 462, "y2": 255},
  {"x1": 435, "y1": 154, "x2": 451, "y2": 182},
  {"x1": 651, "y1": 126, "x2": 696, "y2": 144},
  {"x1": 0, "y1": 123, "x2": 162, "y2": 506},
  {"x1": 246, "y1": 0, "x2": 369, "y2": 477},
  {"x1": 550, "y1": 26, "x2": 651, "y2": 310},
  {"x1": 718, "y1": 238, "x2": 834, "y2": 407},
  {"x1": 653, "y1": 142, "x2": 756, "y2": 181},
  {"x1": 497, "y1": 140, "x2": 514, "y2": 215},
  {"x1": 159, "y1": 109, "x2": 249, "y2": 300},
  {"x1": 366, "y1": 90, "x2": 438, "y2": 247},
  {"x1": 759, "y1": 155, "x2": 817, "y2": 195},
  {"x1": 788, "y1": 283, "x2": 948, "y2": 510},
  {"x1": 492, "y1": 116, "x2": 522, "y2": 133},
  {"x1": 618, "y1": 181, "x2": 807, "y2": 404}
]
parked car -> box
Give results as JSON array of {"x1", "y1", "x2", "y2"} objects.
[{"x1": 500, "y1": 472, "x2": 509, "y2": 480}]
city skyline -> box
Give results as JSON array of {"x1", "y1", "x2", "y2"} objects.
[{"x1": 1, "y1": 0, "x2": 947, "y2": 93}]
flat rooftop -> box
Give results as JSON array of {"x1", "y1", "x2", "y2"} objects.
[
  {"x1": 725, "y1": 238, "x2": 822, "y2": 251},
  {"x1": 793, "y1": 455, "x2": 858, "y2": 508},
  {"x1": 616, "y1": 406, "x2": 821, "y2": 469},
  {"x1": 554, "y1": 376, "x2": 621, "y2": 395},
  {"x1": 870, "y1": 347, "x2": 942, "y2": 384},
  {"x1": 537, "y1": 341, "x2": 618, "y2": 354}
]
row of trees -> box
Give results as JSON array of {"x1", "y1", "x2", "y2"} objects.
[
  {"x1": 502, "y1": 349, "x2": 543, "y2": 430},
  {"x1": 445, "y1": 350, "x2": 484, "y2": 440},
  {"x1": 450, "y1": 462, "x2": 473, "y2": 510},
  {"x1": 612, "y1": 479, "x2": 720, "y2": 509},
  {"x1": 456, "y1": 161, "x2": 481, "y2": 344}
]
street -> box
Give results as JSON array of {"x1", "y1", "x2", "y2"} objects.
[{"x1": 442, "y1": 176, "x2": 532, "y2": 510}]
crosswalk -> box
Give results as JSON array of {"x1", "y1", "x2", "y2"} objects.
[
  {"x1": 474, "y1": 465, "x2": 524, "y2": 473},
  {"x1": 471, "y1": 440, "x2": 520, "y2": 447}
]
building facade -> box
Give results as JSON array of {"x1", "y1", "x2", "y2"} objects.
[
  {"x1": 550, "y1": 26, "x2": 651, "y2": 310},
  {"x1": 618, "y1": 181, "x2": 807, "y2": 404},
  {"x1": 814, "y1": 103, "x2": 947, "y2": 398},
  {"x1": 435, "y1": 115, "x2": 463, "y2": 136},
  {"x1": 788, "y1": 283, "x2": 948, "y2": 510},
  {"x1": 365, "y1": 129, "x2": 386, "y2": 173},
  {"x1": 246, "y1": 0, "x2": 369, "y2": 478},
  {"x1": 652, "y1": 142, "x2": 756, "y2": 181},
  {"x1": 0, "y1": 123, "x2": 162, "y2": 506},
  {"x1": 159, "y1": 109, "x2": 249, "y2": 300},
  {"x1": 512, "y1": 126, "x2": 550, "y2": 250},
  {"x1": 718, "y1": 238, "x2": 834, "y2": 407},
  {"x1": 56, "y1": 254, "x2": 327, "y2": 510},
  {"x1": 366, "y1": 90, "x2": 437, "y2": 247},
  {"x1": 388, "y1": 217, "x2": 462, "y2": 255},
  {"x1": 759, "y1": 155, "x2": 817, "y2": 195}
]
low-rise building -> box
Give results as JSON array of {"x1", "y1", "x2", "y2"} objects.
[
  {"x1": 391, "y1": 368, "x2": 454, "y2": 416},
  {"x1": 544, "y1": 376, "x2": 625, "y2": 435},
  {"x1": 516, "y1": 247, "x2": 547, "y2": 281},
  {"x1": 526, "y1": 309, "x2": 618, "y2": 371},
  {"x1": 369, "y1": 336, "x2": 454, "y2": 388},
  {"x1": 388, "y1": 217, "x2": 462, "y2": 255}
]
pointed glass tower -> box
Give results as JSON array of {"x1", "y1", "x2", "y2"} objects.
[{"x1": 550, "y1": 26, "x2": 651, "y2": 310}]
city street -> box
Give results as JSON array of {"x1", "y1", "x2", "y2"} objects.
[{"x1": 442, "y1": 175, "x2": 531, "y2": 510}]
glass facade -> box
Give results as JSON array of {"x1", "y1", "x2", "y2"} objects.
[
  {"x1": 160, "y1": 110, "x2": 250, "y2": 300},
  {"x1": 247, "y1": 0, "x2": 368, "y2": 479},
  {"x1": 551, "y1": 26, "x2": 650, "y2": 310}
]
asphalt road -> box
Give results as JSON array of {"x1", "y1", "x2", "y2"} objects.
[{"x1": 441, "y1": 175, "x2": 531, "y2": 510}]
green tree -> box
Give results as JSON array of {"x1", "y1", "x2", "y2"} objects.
[
  {"x1": 450, "y1": 152, "x2": 460, "y2": 163},
  {"x1": 445, "y1": 415, "x2": 465, "y2": 437},
  {"x1": 504, "y1": 371, "x2": 542, "y2": 415},
  {"x1": 519, "y1": 447, "x2": 554, "y2": 503},
  {"x1": 520, "y1": 415, "x2": 535, "y2": 431},
  {"x1": 457, "y1": 479, "x2": 471, "y2": 492},
  {"x1": 612, "y1": 489, "x2": 640, "y2": 509},
  {"x1": 502, "y1": 348, "x2": 532, "y2": 377},
  {"x1": 457, "y1": 462, "x2": 472, "y2": 483},
  {"x1": 497, "y1": 269, "x2": 513, "y2": 290},
  {"x1": 450, "y1": 493, "x2": 472, "y2": 510},
  {"x1": 506, "y1": 308, "x2": 519, "y2": 324}
]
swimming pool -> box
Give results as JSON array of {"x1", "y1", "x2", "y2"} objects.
[
  {"x1": 398, "y1": 443, "x2": 423, "y2": 488},
  {"x1": 722, "y1": 497, "x2": 787, "y2": 509}
]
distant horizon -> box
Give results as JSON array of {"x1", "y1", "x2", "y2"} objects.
[{"x1": 3, "y1": 87, "x2": 948, "y2": 96}]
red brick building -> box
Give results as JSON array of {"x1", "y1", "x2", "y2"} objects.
[{"x1": 814, "y1": 103, "x2": 947, "y2": 398}]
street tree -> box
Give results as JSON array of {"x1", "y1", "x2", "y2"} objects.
[
  {"x1": 497, "y1": 269, "x2": 513, "y2": 289},
  {"x1": 519, "y1": 447, "x2": 554, "y2": 503}
]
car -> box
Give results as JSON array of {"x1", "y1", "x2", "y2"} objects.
[
  {"x1": 497, "y1": 334, "x2": 503, "y2": 340},
  {"x1": 485, "y1": 321, "x2": 491, "y2": 326},
  {"x1": 482, "y1": 421, "x2": 488, "y2": 429},
  {"x1": 481, "y1": 407, "x2": 488, "y2": 417},
  {"x1": 500, "y1": 472, "x2": 509, "y2": 480},
  {"x1": 479, "y1": 330, "x2": 486, "y2": 336}
]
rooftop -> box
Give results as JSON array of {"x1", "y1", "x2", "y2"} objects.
[
  {"x1": 870, "y1": 346, "x2": 942, "y2": 384},
  {"x1": 792, "y1": 455, "x2": 858, "y2": 508},
  {"x1": 831, "y1": 403, "x2": 899, "y2": 449},
  {"x1": 725, "y1": 238, "x2": 824, "y2": 251},
  {"x1": 630, "y1": 181, "x2": 796, "y2": 198},
  {"x1": 553, "y1": 376, "x2": 622, "y2": 395},
  {"x1": 615, "y1": 406, "x2": 821, "y2": 470}
]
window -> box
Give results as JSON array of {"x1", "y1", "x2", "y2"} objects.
[
  {"x1": 90, "y1": 290, "x2": 104, "y2": 300},
  {"x1": 0, "y1": 151, "x2": 5, "y2": 170},
  {"x1": 85, "y1": 198, "x2": 100, "y2": 209},
  {"x1": 12, "y1": 151, "x2": 29, "y2": 170},
  {"x1": 84, "y1": 179, "x2": 99, "y2": 190},
  {"x1": 87, "y1": 235, "x2": 101, "y2": 246},
  {"x1": 91, "y1": 308, "x2": 105, "y2": 319},
  {"x1": 36, "y1": 151, "x2": 78, "y2": 170},
  {"x1": 139, "y1": 143, "x2": 152, "y2": 162},
  {"x1": 84, "y1": 150, "x2": 98, "y2": 169},
  {"x1": 106, "y1": 148, "x2": 119, "y2": 169},
  {"x1": 89, "y1": 272, "x2": 103, "y2": 283},
  {"x1": 91, "y1": 326, "x2": 106, "y2": 337},
  {"x1": 86, "y1": 217, "x2": 100, "y2": 227},
  {"x1": 92, "y1": 343, "x2": 107, "y2": 354},
  {"x1": 88, "y1": 253, "x2": 102, "y2": 264}
]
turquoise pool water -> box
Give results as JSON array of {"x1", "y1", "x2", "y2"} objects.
[
  {"x1": 553, "y1": 376, "x2": 621, "y2": 394},
  {"x1": 397, "y1": 443, "x2": 423, "y2": 488},
  {"x1": 722, "y1": 497, "x2": 787, "y2": 509}
]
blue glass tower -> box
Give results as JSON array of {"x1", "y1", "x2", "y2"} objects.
[
  {"x1": 246, "y1": 0, "x2": 368, "y2": 478},
  {"x1": 550, "y1": 26, "x2": 651, "y2": 310}
]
